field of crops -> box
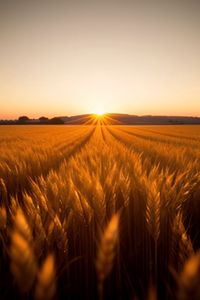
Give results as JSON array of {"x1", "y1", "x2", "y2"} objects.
[{"x1": 0, "y1": 124, "x2": 200, "y2": 300}]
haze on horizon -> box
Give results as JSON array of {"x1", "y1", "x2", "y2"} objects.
[{"x1": 0, "y1": 0, "x2": 200, "y2": 119}]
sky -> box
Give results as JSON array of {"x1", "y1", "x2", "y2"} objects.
[{"x1": 0, "y1": 0, "x2": 200, "y2": 119}]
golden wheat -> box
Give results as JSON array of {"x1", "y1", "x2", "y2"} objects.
[
  {"x1": 35, "y1": 254, "x2": 56, "y2": 300},
  {"x1": 96, "y1": 212, "x2": 120, "y2": 300},
  {"x1": 178, "y1": 251, "x2": 200, "y2": 300},
  {"x1": 10, "y1": 209, "x2": 37, "y2": 293},
  {"x1": 0, "y1": 124, "x2": 199, "y2": 299}
]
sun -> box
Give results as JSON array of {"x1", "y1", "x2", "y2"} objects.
[
  {"x1": 92, "y1": 108, "x2": 106, "y2": 117},
  {"x1": 95, "y1": 112, "x2": 104, "y2": 117}
]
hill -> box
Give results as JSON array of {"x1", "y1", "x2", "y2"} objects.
[
  {"x1": 1, "y1": 114, "x2": 200, "y2": 125},
  {"x1": 59, "y1": 114, "x2": 200, "y2": 125}
]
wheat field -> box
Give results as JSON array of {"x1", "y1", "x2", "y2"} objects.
[{"x1": 0, "y1": 124, "x2": 200, "y2": 300}]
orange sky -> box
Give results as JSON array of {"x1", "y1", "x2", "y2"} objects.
[{"x1": 0, "y1": 0, "x2": 200, "y2": 119}]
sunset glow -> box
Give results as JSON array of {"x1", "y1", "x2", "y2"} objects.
[
  {"x1": 94, "y1": 113, "x2": 105, "y2": 118},
  {"x1": 0, "y1": 1, "x2": 200, "y2": 119},
  {"x1": 92, "y1": 107, "x2": 106, "y2": 117}
]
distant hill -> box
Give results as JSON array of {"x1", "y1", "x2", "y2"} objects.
[
  {"x1": 1, "y1": 114, "x2": 200, "y2": 125},
  {"x1": 59, "y1": 114, "x2": 200, "y2": 125},
  {"x1": 60, "y1": 114, "x2": 93, "y2": 124},
  {"x1": 112, "y1": 114, "x2": 200, "y2": 125}
]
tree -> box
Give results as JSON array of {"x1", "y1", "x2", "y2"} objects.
[
  {"x1": 39, "y1": 117, "x2": 49, "y2": 123},
  {"x1": 18, "y1": 116, "x2": 30, "y2": 123}
]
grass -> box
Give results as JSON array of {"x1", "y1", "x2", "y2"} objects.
[{"x1": 0, "y1": 124, "x2": 200, "y2": 299}]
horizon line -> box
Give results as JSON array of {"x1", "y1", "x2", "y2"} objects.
[{"x1": 1, "y1": 112, "x2": 200, "y2": 121}]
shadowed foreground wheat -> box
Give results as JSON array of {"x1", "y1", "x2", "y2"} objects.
[
  {"x1": 96, "y1": 212, "x2": 120, "y2": 300},
  {"x1": 0, "y1": 124, "x2": 200, "y2": 300}
]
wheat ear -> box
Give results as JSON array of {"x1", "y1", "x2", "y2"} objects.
[
  {"x1": 0, "y1": 206, "x2": 7, "y2": 230},
  {"x1": 145, "y1": 181, "x2": 160, "y2": 242},
  {"x1": 178, "y1": 251, "x2": 200, "y2": 300},
  {"x1": 10, "y1": 208, "x2": 37, "y2": 293},
  {"x1": 35, "y1": 254, "x2": 56, "y2": 300},
  {"x1": 0, "y1": 178, "x2": 8, "y2": 206},
  {"x1": 96, "y1": 212, "x2": 120, "y2": 300},
  {"x1": 148, "y1": 285, "x2": 157, "y2": 300}
]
